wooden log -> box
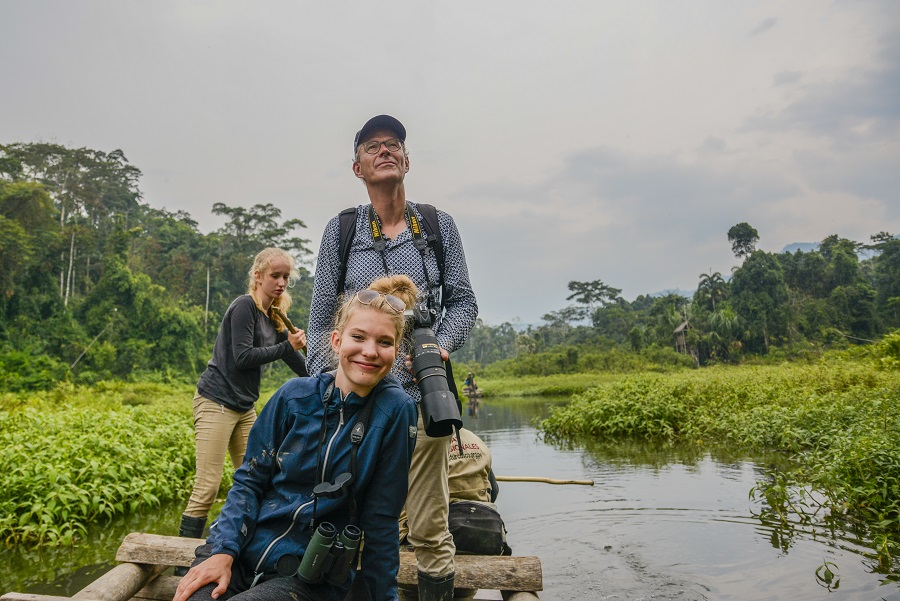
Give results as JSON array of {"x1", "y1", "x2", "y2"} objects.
[
  {"x1": 73, "y1": 563, "x2": 166, "y2": 601},
  {"x1": 129, "y1": 575, "x2": 180, "y2": 600},
  {"x1": 115, "y1": 533, "x2": 542, "y2": 592},
  {"x1": 128, "y1": 577, "x2": 508, "y2": 601},
  {"x1": 397, "y1": 552, "x2": 542, "y2": 592},
  {"x1": 1, "y1": 595, "x2": 104, "y2": 601},
  {"x1": 502, "y1": 592, "x2": 541, "y2": 601}
]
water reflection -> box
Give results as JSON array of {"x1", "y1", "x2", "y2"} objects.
[
  {"x1": 3, "y1": 396, "x2": 899, "y2": 600},
  {"x1": 471, "y1": 397, "x2": 900, "y2": 601}
]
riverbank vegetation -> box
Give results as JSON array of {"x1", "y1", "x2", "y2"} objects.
[
  {"x1": 2, "y1": 142, "x2": 899, "y2": 393},
  {"x1": 0, "y1": 382, "x2": 194, "y2": 545},
  {"x1": 538, "y1": 339, "x2": 900, "y2": 568}
]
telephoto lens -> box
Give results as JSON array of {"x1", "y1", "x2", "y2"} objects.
[
  {"x1": 297, "y1": 522, "x2": 337, "y2": 583},
  {"x1": 411, "y1": 327, "x2": 461, "y2": 437},
  {"x1": 326, "y1": 525, "x2": 362, "y2": 585}
]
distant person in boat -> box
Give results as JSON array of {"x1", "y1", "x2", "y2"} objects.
[
  {"x1": 176, "y1": 248, "x2": 309, "y2": 562},
  {"x1": 463, "y1": 373, "x2": 479, "y2": 417},
  {"x1": 463, "y1": 373, "x2": 476, "y2": 396},
  {"x1": 173, "y1": 275, "x2": 420, "y2": 601},
  {"x1": 306, "y1": 114, "x2": 478, "y2": 600},
  {"x1": 398, "y1": 428, "x2": 511, "y2": 601}
]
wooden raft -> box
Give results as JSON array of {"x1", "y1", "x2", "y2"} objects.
[{"x1": 1, "y1": 533, "x2": 541, "y2": 601}]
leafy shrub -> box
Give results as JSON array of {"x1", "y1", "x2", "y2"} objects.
[
  {"x1": 873, "y1": 330, "x2": 900, "y2": 370},
  {"x1": 0, "y1": 351, "x2": 68, "y2": 392},
  {"x1": 0, "y1": 405, "x2": 194, "y2": 545}
]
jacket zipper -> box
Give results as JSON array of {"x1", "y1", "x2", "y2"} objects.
[{"x1": 252, "y1": 394, "x2": 349, "y2": 576}]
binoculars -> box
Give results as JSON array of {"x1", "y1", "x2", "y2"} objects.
[{"x1": 276, "y1": 521, "x2": 362, "y2": 585}]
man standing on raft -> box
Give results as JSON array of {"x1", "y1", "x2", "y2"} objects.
[{"x1": 307, "y1": 114, "x2": 478, "y2": 600}]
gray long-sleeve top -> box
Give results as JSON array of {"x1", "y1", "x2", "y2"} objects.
[{"x1": 197, "y1": 295, "x2": 308, "y2": 412}]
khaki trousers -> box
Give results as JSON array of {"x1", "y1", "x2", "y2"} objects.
[
  {"x1": 403, "y1": 411, "x2": 456, "y2": 577},
  {"x1": 183, "y1": 392, "x2": 257, "y2": 519}
]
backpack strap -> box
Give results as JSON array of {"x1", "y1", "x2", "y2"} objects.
[
  {"x1": 336, "y1": 203, "x2": 445, "y2": 303},
  {"x1": 414, "y1": 203, "x2": 445, "y2": 298},
  {"x1": 336, "y1": 207, "x2": 358, "y2": 297}
]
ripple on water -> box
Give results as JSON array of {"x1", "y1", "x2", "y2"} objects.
[{"x1": 476, "y1": 411, "x2": 900, "y2": 601}]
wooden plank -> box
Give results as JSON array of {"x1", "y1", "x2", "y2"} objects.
[
  {"x1": 116, "y1": 533, "x2": 542, "y2": 592},
  {"x1": 116, "y1": 533, "x2": 202, "y2": 567}
]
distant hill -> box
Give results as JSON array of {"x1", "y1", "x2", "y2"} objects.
[{"x1": 782, "y1": 242, "x2": 819, "y2": 253}]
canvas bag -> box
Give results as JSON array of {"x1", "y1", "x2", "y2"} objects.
[{"x1": 448, "y1": 501, "x2": 512, "y2": 556}]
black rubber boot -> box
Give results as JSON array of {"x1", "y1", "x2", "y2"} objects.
[
  {"x1": 174, "y1": 514, "x2": 207, "y2": 576},
  {"x1": 417, "y1": 571, "x2": 455, "y2": 601}
]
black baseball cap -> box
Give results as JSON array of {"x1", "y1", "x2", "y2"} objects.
[{"x1": 353, "y1": 115, "x2": 406, "y2": 153}]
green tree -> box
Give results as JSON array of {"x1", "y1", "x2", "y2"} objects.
[
  {"x1": 696, "y1": 270, "x2": 727, "y2": 311},
  {"x1": 730, "y1": 251, "x2": 790, "y2": 352},
  {"x1": 727, "y1": 222, "x2": 759, "y2": 259},
  {"x1": 566, "y1": 279, "x2": 622, "y2": 319},
  {"x1": 868, "y1": 232, "x2": 900, "y2": 328}
]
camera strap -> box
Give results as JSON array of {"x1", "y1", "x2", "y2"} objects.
[
  {"x1": 367, "y1": 205, "x2": 391, "y2": 276},
  {"x1": 364, "y1": 204, "x2": 440, "y2": 311}
]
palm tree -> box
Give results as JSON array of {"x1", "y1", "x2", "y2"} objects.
[{"x1": 697, "y1": 270, "x2": 728, "y2": 311}]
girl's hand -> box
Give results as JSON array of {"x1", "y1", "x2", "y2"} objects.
[
  {"x1": 172, "y1": 554, "x2": 233, "y2": 601},
  {"x1": 288, "y1": 328, "x2": 307, "y2": 351}
]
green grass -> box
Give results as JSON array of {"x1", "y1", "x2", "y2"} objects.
[{"x1": 472, "y1": 373, "x2": 622, "y2": 398}]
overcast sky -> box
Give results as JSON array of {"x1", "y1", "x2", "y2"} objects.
[{"x1": 2, "y1": 1, "x2": 898, "y2": 324}]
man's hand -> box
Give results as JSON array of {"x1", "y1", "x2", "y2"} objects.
[
  {"x1": 172, "y1": 553, "x2": 233, "y2": 601},
  {"x1": 405, "y1": 347, "x2": 449, "y2": 377}
]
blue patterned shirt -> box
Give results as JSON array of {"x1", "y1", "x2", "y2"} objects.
[{"x1": 307, "y1": 202, "x2": 478, "y2": 399}]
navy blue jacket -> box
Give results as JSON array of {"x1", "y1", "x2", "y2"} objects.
[{"x1": 209, "y1": 372, "x2": 418, "y2": 600}]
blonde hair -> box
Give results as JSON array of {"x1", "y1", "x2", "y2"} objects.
[
  {"x1": 333, "y1": 274, "x2": 418, "y2": 342},
  {"x1": 247, "y1": 247, "x2": 299, "y2": 332}
]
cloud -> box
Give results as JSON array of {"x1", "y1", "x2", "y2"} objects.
[
  {"x1": 750, "y1": 17, "x2": 778, "y2": 36},
  {"x1": 773, "y1": 71, "x2": 802, "y2": 86},
  {"x1": 745, "y1": 33, "x2": 900, "y2": 145},
  {"x1": 450, "y1": 146, "x2": 803, "y2": 321}
]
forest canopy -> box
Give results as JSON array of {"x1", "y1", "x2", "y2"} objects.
[
  {"x1": 0, "y1": 143, "x2": 312, "y2": 390},
  {"x1": 1, "y1": 142, "x2": 897, "y2": 390}
]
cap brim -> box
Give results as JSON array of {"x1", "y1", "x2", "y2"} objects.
[{"x1": 354, "y1": 115, "x2": 406, "y2": 152}]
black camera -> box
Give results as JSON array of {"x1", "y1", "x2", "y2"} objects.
[{"x1": 408, "y1": 300, "x2": 462, "y2": 437}]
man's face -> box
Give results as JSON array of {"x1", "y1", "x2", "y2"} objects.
[{"x1": 352, "y1": 128, "x2": 410, "y2": 185}]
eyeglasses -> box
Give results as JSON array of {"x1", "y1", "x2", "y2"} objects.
[
  {"x1": 360, "y1": 138, "x2": 403, "y2": 155},
  {"x1": 354, "y1": 289, "x2": 406, "y2": 313}
]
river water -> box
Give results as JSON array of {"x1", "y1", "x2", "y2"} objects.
[{"x1": 3, "y1": 396, "x2": 900, "y2": 600}]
